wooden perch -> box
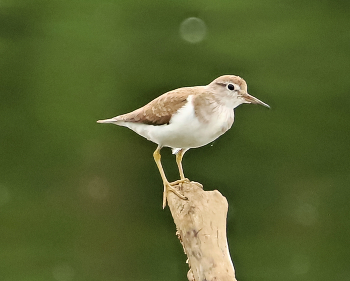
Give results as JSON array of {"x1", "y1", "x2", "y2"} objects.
[{"x1": 167, "y1": 181, "x2": 237, "y2": 281}]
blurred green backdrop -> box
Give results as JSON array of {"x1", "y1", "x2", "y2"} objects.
[{"x1": 1, "y1": 0, "x2": 350, "y2": 280}]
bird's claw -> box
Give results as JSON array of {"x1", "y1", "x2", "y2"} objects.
[
  {"x1": 166, "y1": 183, "x2": 188, "y2": 200},
  {"x1": 162, "y1": 180, "x2": 189, "y2": 209},
  {"x1": 170, "y1": 178, "x2": 190, "y2": 186}
]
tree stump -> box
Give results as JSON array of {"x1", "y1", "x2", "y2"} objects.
[{"x1": 167, "y1": 181, "x2": 237, "y2": 281}]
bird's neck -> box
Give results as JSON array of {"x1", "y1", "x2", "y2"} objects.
[
  {"x1": 216, "y1": 91, "x2": 244, "y2": 109},
  {"x1": 192, "y1": 92, "x2": 235, "y2": 124}
]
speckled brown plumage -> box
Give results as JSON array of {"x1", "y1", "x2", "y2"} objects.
[{"x1": 114, "y1": 87, "x2": 200, "y2": 125}]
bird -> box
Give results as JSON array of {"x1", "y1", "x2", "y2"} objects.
[{"x1": 97, "y1": 75, "x2": 269, "y2": 208}]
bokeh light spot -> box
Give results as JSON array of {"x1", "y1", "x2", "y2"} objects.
[
  {"x1": 52, "y1": 264, "x2": 75, "y2": 281},
  {"x1": 293, "y1": 202, "x2": 318, "y2": 226},
  {"x1": 0, "y1": 185, "x2": 10, "y2": 206},
  {"x1": 290, "y1": 254, "x2": 310, "y2": 275},
  {"x1": 179, "y1": 17, "x2": 207, "y2": 43},
  {"x1": 86, "y1": 176, "x2": 109, "y2": 201}
]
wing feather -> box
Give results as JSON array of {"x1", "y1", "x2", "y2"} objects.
[{"x1": 116, "y1": 87, "x2": 199, "y2": 125}]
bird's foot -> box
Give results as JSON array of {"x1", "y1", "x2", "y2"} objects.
[
  {"x1": 169, "y1": 178, "x2": 190, "y2": 186},
  {"x1": 162, "y1": 180, "x2": 188, "y2": 209}
]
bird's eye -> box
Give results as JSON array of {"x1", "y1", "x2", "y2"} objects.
[{"x1": 227, "y1": 84, "x2": 235, "y2": 91}]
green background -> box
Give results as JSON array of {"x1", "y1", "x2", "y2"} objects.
[{"x1": 1, "y1": 0, "x2": 349, "y2": 280}]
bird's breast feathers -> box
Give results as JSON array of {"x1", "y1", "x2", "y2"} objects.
[{"x1": 146, "y1": 94, "x2": 234, "y2": 148}]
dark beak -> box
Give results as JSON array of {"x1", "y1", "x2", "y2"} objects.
[{"x1": 243, "y1": 93, "x2": 270, "y2": 108}]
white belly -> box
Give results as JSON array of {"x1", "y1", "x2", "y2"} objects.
[{"x1": 121, "y1": 96, "x2": 235, "y2": 149}]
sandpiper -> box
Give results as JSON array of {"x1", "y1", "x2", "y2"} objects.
[{"x1": 97, "y1": 75, "x2": 269, "y2": 208}]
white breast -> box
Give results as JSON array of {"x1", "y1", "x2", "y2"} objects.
[{"x1": 146, "y1": 95, "x2": 235, "y2": 149}]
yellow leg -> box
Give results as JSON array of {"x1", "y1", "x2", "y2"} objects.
[
  {"x1": 169, "y1": 149, "x2": 190, "y2": 186},
  {"x1": 175, "y1": 149, "x2": 187, "y2": 180},
  {"x1": 153, "y1": 147, "x2": 187, "y2": 208}
]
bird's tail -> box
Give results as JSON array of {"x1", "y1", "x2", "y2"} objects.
[{"x1": 96, "y1": 117, "x2": 121, "y2": 124}]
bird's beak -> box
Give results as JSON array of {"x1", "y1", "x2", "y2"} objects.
[{"x1": 242, "y1": 92, "x2": 270, "y2": 108}]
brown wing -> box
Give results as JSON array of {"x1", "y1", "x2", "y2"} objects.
[{"x1": 116, "y1": 87, "x2": 199, "y2": 125}]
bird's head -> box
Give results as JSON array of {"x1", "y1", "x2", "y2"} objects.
[{"x1": 208, "y1": 75, "x2": 270, "y2": 109}]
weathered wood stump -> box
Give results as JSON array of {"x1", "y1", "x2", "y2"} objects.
[{"x1": 167, "y1": 181, "x2": 237, "y2": 281}]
